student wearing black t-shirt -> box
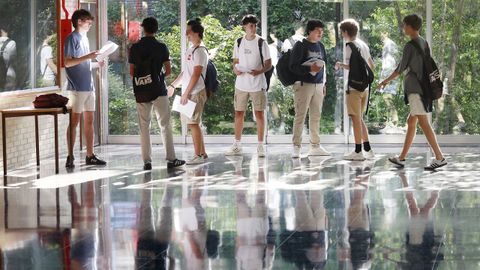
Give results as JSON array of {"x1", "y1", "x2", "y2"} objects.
[{"x1": 129, "y1": 17, "x2": 185, "y2": 170}]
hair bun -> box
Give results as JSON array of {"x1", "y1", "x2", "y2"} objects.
[{"x1": 195, "y1": 18, "x2": 202, "y2": 23}]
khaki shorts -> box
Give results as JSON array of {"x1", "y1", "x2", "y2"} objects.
[
  {"x1": 346, "y1": 89, "x2": 368, "y2": 116},
  {"x1": 234, "y1": 88, "x2": 267, "y2": 111},
  {"x1": 182, "y1": 89, "x2": 207, "y2": 124},
  {"x1": 69, "y1": 91, "x2": 95, "y2": 113},
  {"x1": 408, "y1": 94, "x2": 427, "y2": 116}
]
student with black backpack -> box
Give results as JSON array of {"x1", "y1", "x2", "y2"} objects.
[
  {"x1": 379, "y1": 14, "x2": 447, "y2": 170},
  {"x1": 335, "y1": 19, "x2": 375, "y2": 161},
  {"x1": 288, "y1": 20, "x2": 330, "y2": 158},
  {"x1": 225, "y1": 14, "x2": 272, "y2": 158},
  {"x1": 0, "y1": 26, "x2": 17, "y2": 91},
  {"x1": 129, "y1": 17, "x2": 185, "y2": 170},
  {"x1": 168, "y1": 18, "x2": 209, "y2": 165}
]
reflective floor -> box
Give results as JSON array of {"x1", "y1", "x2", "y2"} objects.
[{"x1": 1, "y1": 144, "x2": 480, "y2": 269}]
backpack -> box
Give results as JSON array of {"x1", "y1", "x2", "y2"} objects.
[
  {"x1": 236, "y1": 37, "x2": 274, "y2": 91},
  {"x1": 346, "y1": 42, "x2": 374, "y2": 92},
  {"x1": 192, "y1": 46, "x2": 220, "y2": 98},
  {"x1": 132, "y1": 51, "x2": 163, "y2": 103},
  {"x1": 0, "y1": 39, "x2": 12, "y2": 89},
  {"x1": 33, "y1": 93, "x2": 69, "y2": 113},
  {"x1": 408, "y1": 40, "x2": 443, "y2": 100},
  {"x1": 276, "y1": 40, "x2": 306, "y2": 87}
]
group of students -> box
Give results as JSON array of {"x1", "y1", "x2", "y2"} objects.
[{"x1": 63, "y1": 9, "x2": 447, "y2": 171}]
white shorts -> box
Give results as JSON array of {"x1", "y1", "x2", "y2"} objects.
[
  {"x1": 408, "y1": 94, "x2": 427, "y2": 116},
  {"x1": 69, "y1": 91, "x2": 95, "y2": 113}
]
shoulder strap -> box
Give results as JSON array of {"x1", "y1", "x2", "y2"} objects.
[
  {"x1": 236, "y1": 37, "x2": 243, "y2": 49},
  {"x1": 192, "y1": 45, "x2": 209, "y2": 61},
  {"x1": 408, "y1": 39, "x2": 430, "y2": 60},
  {"x1": 258, "y1": 38, "x2": 265, "y2": 68},
  {"x1": 0, "y1": 39, "x2": 11, "y2": 57}
]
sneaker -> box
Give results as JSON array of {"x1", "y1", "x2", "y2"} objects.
[
  {"x1": 388, "y1": 156, "x2": 405, "y2": 168},
  {"x1": 308, "y1": 145, "x2": 331, "y2": 156},
  {"x1": 65, "y1": 155, "x2": 75, "y2": 168},
  {"x1": 291, "y1": 145, "x2": 301, "y2": 158},
  {"x1": 167, "y1": 159, "x2": 186, "y2": 168},
  {"x1": 257, "y1": 144, "x2": 265, "y2": 157},
  {"x1": 424, "y1": 158, "x2": 447, "y2": 171},
  {"x1": 143, "y1": 162, "x2": 152, "y2": 170},
  {"x1": 186, "y1": 155, "x2": 205, "y2": 165},
  {"x1": 363, "y1": 150, "x2": 375, "y2": 159},
  {"x1": 201, "y1": 153, "x2": 209, "y2": 159},
  {"x1": 343, "y1": 151, "x2": 366, "y2": 161},
  {"x1": 85, "y1": 154, "x2": 107, "y2": 166},
  {"x1": 225, "y1": 143, "x2": 242, "y2": 156}
]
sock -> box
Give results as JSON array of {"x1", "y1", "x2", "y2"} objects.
[
  {"x1": 258, "y1": 141, "x2": 264, "y2": 145},
  {"x1": 355, "y1": 144, "x2": 362, "y2": 153},
  {"x1": 363, "y1": 141, "x2": 371, "y2": 152},
  {"x1": 235, "y1": 139, "x2": 241, "y2": 145}
]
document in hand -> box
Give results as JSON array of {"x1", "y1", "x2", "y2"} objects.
[
  {"x1": 235, "y1": 64, "x2": 251, "y2": 73},
  {"x1": 302, "y1": 59, "x2": 325, "y2": 76},
  {"x1": 172, "y1": 95, "x2": 197, "y2": 119},
  {"x1": 96, "y1": 41, "x2": 119, "y2": 61}
]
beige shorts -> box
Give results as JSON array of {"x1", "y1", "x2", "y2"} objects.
[
  {"x1": 182, "y1": 89, "x2": 207, "y2": 124},
  {"x1": 69, "y1": 91, "x2": 95, "y2": 113},
  {"x1": 234, "y1": 88, "x2": 267, "y2": 111},
  {"x1": 408, "y1": 94, "x2": 427, "y2": 116},
  {"x1": 346, "y1": 89, "x2": 368, "y2": 116}
]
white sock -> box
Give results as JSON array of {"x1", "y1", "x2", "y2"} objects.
[{"x1": 235, "y1": 139, "x2": 241, "y2": 145}]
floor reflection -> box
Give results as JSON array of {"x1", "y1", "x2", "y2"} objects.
[{"x1": 0, "y1": 145, "x2": 479, "y2": 269}]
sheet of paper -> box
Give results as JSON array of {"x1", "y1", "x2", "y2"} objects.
[
  {"x1": 235, "y1": 64, "x2": 251, "y2": 73},
  {"x1": 172, "y1": 95, "x2": 197, "y2": 119},
  {"x1": 96, "y1": 41, "x2": 119, "y2": 61},
  {"x1": 301, "y1": 59, "x2": 325, "y2": 76}
]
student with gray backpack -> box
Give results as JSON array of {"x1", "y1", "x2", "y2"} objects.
[
  {"x1": 225, "y1": 14, "x2": 272, "y2": 158},
  {"x1": 335, "y1": 19, "x2": 375, "y2": 161},
  {"x1": 379, "y1": 14, "x2": 447, "y2": 171}
]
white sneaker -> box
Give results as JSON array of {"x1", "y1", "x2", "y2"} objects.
[
  {"x1": 225, "y1": 143, "x2": 242, "y2": 156},
  {"x1": 424, "y1": 158, "x2": 447, "y2": 171},
  {"x1": 291, "y1": 145, "x2": 301, "y2": 158},
  {"x1": 257, "y1": 144, "x2": 265, "y2": 157},
  {"x1": 344, "y1": 150, "x2": 366, "y2": 161},
  {"x1": 186, "y1": 155, "x2": 205, "y2": 165},
  {"x1": 308, "y1": 145, "x2": 331, "y2": 156},
  {"x1": 388, "y1": 155, "x2": 405, "y2": 168},
  {"x1": 363, "y1": 150, "x2": 375, "y2": 159}
]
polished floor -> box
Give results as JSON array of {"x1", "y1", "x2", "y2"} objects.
[{"x1": 1, "y1": 144, "x2": 480, "y2": 269}]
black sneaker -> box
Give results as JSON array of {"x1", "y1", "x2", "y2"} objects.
[
  {"x1": 85, "y1": 154, "x2": 107, "y2": 166},
  {"x1": 167, "y1": 159, "x2": 186, "y2": 168},
  {"x1": 143, "y1": 162, "x2": 152, "y2": 170},
  {"x1": 65, "y1": 155, "x2": 75, "y2": 168}
]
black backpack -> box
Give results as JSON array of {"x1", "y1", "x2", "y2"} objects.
[
  {"x1": 132, "y1": 52, "x2": 163, "y2": 103},
  {"x1": 276, "y1": 40, "x2": 305, "y2": 87},
  {"x1": 346, "y1": 42, "x2": 374, "y2": 92},
  {"x1": 409, "y1": 40, "x2": 443, "y2": 100},
  {"x1": 0, "y1": 39, "x2": 12, "y2": 89},
  {"x1": 236, "y1": 37, "x2": 274, "y2": 91},
  {"x1": 192, "y1": 46, "x2": 220, "y2": 97}
]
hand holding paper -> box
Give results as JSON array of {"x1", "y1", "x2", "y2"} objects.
[
  {"x1": 172, "y1": 95, "x2": 197, "y2": 119},
  {"x1": 96, "y1": 41, "x2": 119, "y2": 62},
  {"x1": 235, "y1": 64, "x2": 251, "y2": 73}
]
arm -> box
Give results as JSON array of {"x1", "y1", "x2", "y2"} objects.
[
  {"x1": 129, "y1": 64, "x2": 134, "y2": 77},
  {"x1": 46, "y1": 59, "x2": 58, "y2": 75},
  {"x1": 181, "y1": 65, "x2": 202, "y2": 104},
  {"x1": 232, "y1": 58, "x2": 243, "y2": 75},
  {"x1": 249, "y1": 59, "x2": 272, "y2": 76},
  {"x1": 163, "y1": 61, "x2": 172, "y2": 77},
  {"x1": 64, "y1": 52, "x2": 97, "y2": 68}
]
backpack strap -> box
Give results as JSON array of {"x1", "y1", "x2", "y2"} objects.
[
  {"x1": 258, "y1": 38, "x2": 266, "y2": 68},
  {"x1": 0, "y1": 39, "x2": 11, "y2": 57},
  {"x1": 236, "y1": 37, "x2": 243, "y2": 49},
  {"x1": 192, "y1": 45, "x2": 209, "y2": 83}
]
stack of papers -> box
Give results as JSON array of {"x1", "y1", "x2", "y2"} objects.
[
  {"x1": 172, "y1": 95, "x2": 197, "y2": 119},
  {"x1": 96, "y1": 41, "x2": 119, "y2": 61},
  {"x1": 235, "y1": 64, "x2": 251, "y2": 73},
  {"x1": 302, "y1": 59, "x2": 325, "y2": 76}
]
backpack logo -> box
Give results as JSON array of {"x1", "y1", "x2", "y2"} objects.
[
  {"x1": 429, "y1": 70, "x2": 441, "y2": 83},
  {"x1": 134, "y1": 74, "x2": 153, "y2": 86}
]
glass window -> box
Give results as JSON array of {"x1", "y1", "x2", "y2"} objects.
[
  {"x1": 0, "y1": 0, "x2": 58, "y2": 93},
  {"x1": 107, "y1": 0, "x2": 181, "y2": 135},
  {"x1": 187, "y1": 1, "x2": 261, "y2": 135},
  {"x1": 267, "y1": 1, "x2": 345, "y2": 135}
]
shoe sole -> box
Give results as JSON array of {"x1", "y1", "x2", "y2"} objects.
[
  {"x1": 424, "y1": 162, "x2": 447, "y2": 171},
  {"x1": 388, "y1": 158, "x2": 405, "y2": 168}
]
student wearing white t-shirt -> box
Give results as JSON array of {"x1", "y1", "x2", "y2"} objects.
[
  {"x1": 169, "y1": 19, "x2": 209, "y2": 165},
  {"x1": 335, "y1": 19, "x2": 375, "y2": 161},
  {"x1": 225, "y1": 15, "x2": 272, "y2": 158},
  {"x1": 40, "y1": 34, "x2": 57, "y2": 86}
]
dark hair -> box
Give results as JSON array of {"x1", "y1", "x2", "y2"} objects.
[
  {"x1": 241, "y1": 14, "x2": 259, "y2": 25},
  {"x1": 306, "y1": 20, "x2": 325, "y2": 35},
  {"x1": 71, "y1": 9, "x2": 94, "y2": 29},
  {"x1": 403, "y1": 14, "x2": 423, "y2": 31},
  {"x1": 339, "y1": 19, "x2": 359, "y2": 38},
  {"x1": 141, "y1": 17, "x2": 158, "y2": 34},
  {"x1": 187, "y1": 18, "x2": 204, "y2": 39}
]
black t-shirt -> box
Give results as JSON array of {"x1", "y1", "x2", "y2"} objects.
[{"x1": 129, "y1": 36, "x2": 170, "y2": 101}]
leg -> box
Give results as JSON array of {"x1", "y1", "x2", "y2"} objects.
[
  {"x1": 254, "y1": 111, "x2": 265, "y2": 142},
  {"x1": 189, "y1": 123, "x2": 205, "y2": 156},
  {"x1": 308, "y1": 85, "x2": 324, "y2": 146},
  {"x1": 350, "y1": 115, "x2": 363, "y2": 145},
  {"x1": 136, "y1": 102, "x2": 153, "y2": 163},
  {"x1": 292, "y1": 83, "x2": 313, "y2": 146},
  {"x1": 417, "y1": 115, "x2": 444, "y2": 160},
  {"x1": 152, "y1": 96, "x2": 176, "y2": 161},
  {"x1": 361, "y1": 119, "x2": 370, "y2": 143},
  {"x1": 233, "y1": 89, "x2": 250, "y2": 141},
  {"x1": 399, "y1": 114, "x2": 418, "y2": 160},
  {"x1": 66, "y1": 113, "x2": 81, "y2": 156},
  {"x1": 234, "y1": 111, "x2": 245, "y2": 141},
  {"x1": 83, "y1": 111, "x2": 95, "y2": 157},
  {"x1": 251, "y1": 91, "x2": 267, "y2": 142}
]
